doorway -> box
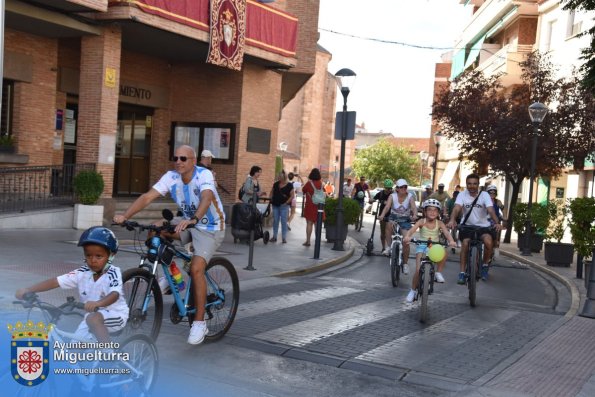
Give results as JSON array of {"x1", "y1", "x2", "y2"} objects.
[{"x1": 114, "y1": 106, "x2": 153, "y2": 196}]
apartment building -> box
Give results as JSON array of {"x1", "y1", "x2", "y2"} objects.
[
  {"x1": 431, "y1": 0, "x2": 594, "y2": 202},
  {"x1": 0, "y1": 0, "x2": 321, "y2": 217}
]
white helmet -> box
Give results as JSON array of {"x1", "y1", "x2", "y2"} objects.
[
  {"x1": 487, "y1": 184, "x2": 497, "y2": 193},
  {"x1": 423, "y1": 198, "x2": 442, "y2": 211}
]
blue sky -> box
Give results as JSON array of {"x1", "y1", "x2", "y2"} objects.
[{"x1": 318, "y1": 0, "x2": 471, "y2": 137}]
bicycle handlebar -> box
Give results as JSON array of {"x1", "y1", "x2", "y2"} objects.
[
  {"x1": 410, "y1": 239, "x2": 449, "y2": 246},
  {"x1": 14, "y1": 292, "x2": 96, "y2": 316},
  {"x1": 113, "y1": 220, "x2": 195, "y2": 234}
]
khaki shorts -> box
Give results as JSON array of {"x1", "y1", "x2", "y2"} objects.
[{"x1": 180, "y1": 227, "x2": 225, "y2": 263}]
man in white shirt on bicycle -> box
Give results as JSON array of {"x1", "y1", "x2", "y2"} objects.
[
  {"x1": 114, "y1": 145, "x2": 225, "y2": 345},
  {"x1": 447, "y1": 173, "x2": 502, "y2": 284}
]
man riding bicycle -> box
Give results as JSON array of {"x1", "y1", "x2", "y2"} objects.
[
  {"x1": 378, "y1": 179, "x2": 417, "y2": 273},
  {"x1": 447, "y1": 173, "x2": 502, "y2": 284}
]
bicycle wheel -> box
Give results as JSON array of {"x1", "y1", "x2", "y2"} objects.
[
  {"x1": 390, "y1": 243, "x2": 400, "y2": 287},
  {"x1": 114, "y1": 334, "x2": 158, "y2": 396},
  {"x1": 356, "y1": 209, "x2": 363, "y2": 232},
  {"x1": 419, "y1": 262, "x2": 430, "y2": 323},
  {"x1": 188, "y1": 257, "x2": 240, "y2": 341},
  {"x1": 468, "y1": 246, "x2": 479, "y2": 307},
  {"x1": 121, "y1": 268, "x2": 163, "y2": 341}
]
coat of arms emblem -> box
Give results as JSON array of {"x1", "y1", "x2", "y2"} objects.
[{"x1": 9, "y1": 320, "x2": 50, "y2": 386}]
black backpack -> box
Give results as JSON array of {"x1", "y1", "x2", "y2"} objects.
[{"x1": 238, "y1": 185, "x2": 245, "y2": 200}]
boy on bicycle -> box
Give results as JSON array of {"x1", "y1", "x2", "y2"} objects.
[
  {"x1": 404, "y1": 199, "x2": 456, "y2": 303},
  {"x1": 15, "y1": 227, "x2": 128, "y2": 343},
  {"x1": 447, "y1": 173, "x2": 502, "y2": 284}
]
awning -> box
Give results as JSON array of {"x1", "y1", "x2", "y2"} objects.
[
  {"x1": 439, "y1": 160, "x2": 460, "y2": 187},
  {"x1": 463, "y1": 34, "x2": 486, "y2": 70},
  {"x1": 450, "y1": 49, "x2": 466, "y2": 80}
]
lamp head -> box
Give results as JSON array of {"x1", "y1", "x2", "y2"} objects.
[
  {"x1": 335, "y1": 68, "x2": 356, "y2": 94},
  {"x1": 528, "y1": 102, "x2": 548, "y2": 124},
  {"x1": 419, "y1": 151, "x2": 429, "y2": 161},
  {"x1": 433, "y1": 131, "x2": 444, "y2": 146}
]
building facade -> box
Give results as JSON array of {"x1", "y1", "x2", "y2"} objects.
[{"x1": 1, "y1": 0, "x2": 321, "y2": 217}]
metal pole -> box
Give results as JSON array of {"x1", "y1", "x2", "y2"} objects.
[
  {"x1": 522, "y1": 128, "x2": 538, "y2": 256},
  {"x1": 0, "y1": 0, "x2": 5, "y2": 119},
  {"x1": 313, "y1": 203, "x2": 323, "y2": 259},
  {"x1": 432, "y1": 145, "x2": 440, "y2": 189},
  {"x1": 245, "y1": 190, "x2": 258, "y2": 270},
  {"x1": 332, "y1": 91, "x2": 348, "y2": 251}
]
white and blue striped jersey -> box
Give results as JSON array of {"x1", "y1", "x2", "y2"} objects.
[{"x1": 153, "y1": 166, "x2": 226, "y2": 232}]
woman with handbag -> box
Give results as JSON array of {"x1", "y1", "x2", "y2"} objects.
[{"x1": 301, "y1": 168, "x2": 325, "y2": 247}]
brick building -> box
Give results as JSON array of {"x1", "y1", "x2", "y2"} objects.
[{"x1": 0, "y1": 0, "x2": 322, "y2": 218}]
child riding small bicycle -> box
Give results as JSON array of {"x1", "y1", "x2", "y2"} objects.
[
  {"x1": 404, "y1": 199, "x2": 456, "y2": 303},
  {"x1": 15, "y1": 226, "x2": 128, "y2": 343}
]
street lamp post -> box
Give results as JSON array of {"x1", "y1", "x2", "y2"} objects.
[
  {"x1": 333, "y1": 68, "x2": 356, "y2": 251},
  {"x1": 419, "y1": 151, "x2": 429, "y2": 186},
  {"x1": 522, "y1": 102, "x2": 549, "y2": 256},
  {"x1": 432, "y1": 131, "x2": 444, "y2": 189}
]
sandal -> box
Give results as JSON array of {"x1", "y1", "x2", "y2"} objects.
[{"x1": 302, "y1": 242, "x2": 311, "y2": 246}]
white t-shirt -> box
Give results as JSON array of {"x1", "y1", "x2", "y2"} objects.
[
  {"x1": 343, "y1": 183, "x2": 354, "y2": 197},
  {"x1": 391, "y1": 192, "x2": 413, "y2": 217},
  {"x1": 57, "y1": 264, "x2": 128, "y2": 318},
  {"x1": 292, "y1": 180, "x2": 302, "y2": 196},
  {"x1": 455, "y1": 190, "x2": 493, "y2": 227},
  {"x1": 153, "y1": 166, "x2": 225, "y2": 232}
]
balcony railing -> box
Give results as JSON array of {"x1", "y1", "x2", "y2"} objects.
[
  {"x1": 477, "y1": 43, "x2": 533, "y2": 85},
  {"x1": 0, "y1": 163, "x2": 96, "y2": 214}
]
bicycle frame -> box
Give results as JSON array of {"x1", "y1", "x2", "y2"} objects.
[{"x1": 141, "y1": 234, "x2": 227, "y2": 320}]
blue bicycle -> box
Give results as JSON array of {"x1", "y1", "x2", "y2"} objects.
[{"x1": 116, "y1": 211, "x2": 239, "y2": 342}]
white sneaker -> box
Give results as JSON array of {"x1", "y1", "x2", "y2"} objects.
[
  {"x1": 456, "y1": 241, "x2": 461, "y2": 248},
  {"x1": 382, "y1": 248, "x2": 391, "y2": 256},
  {"x1": 188, "y1": 321, "x2": 208, "y2": 345},
  {"x1": 494, "y1": 248, "x2": 500, "y2": 259},
  {"x1": 435, "y1": 272, "x2": 445, "y2": 283},
  {"x1": 158, "y1": 276, "x2": 171, "y2": 295},
  {"x1": 403, "y1": 263, "x2": 410, "y2": 275},
  {"x1": 406, "y1": 289, "x2": 417, "y2": 303}
]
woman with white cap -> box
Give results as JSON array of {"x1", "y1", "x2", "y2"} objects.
[{"x1": 378, "y1": 179, "x2": 417, "y2": 274}]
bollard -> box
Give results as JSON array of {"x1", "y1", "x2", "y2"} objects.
[
  {"x1": 245, "y1": 190, "x2": 258, "y2": 271},
  {"x1": 579, "y1": 249, "x2": 595, "y2": 318},
  {"x1": 577, "y1": 254, "x2": 584, "y2": 280},
  {"x1": 313, "y1": 204, "x2": 324, "y2": 259},
  {"x1": 301, "y1": 196, "x2": 305, "y2": 217}
]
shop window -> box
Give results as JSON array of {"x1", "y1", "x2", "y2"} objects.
[
  {"x1": 171, "y1": 122, "x2": 234, "y2": 163},
  {"x1": 1, "y1": 80, "x2": 14, "y2": 137}
]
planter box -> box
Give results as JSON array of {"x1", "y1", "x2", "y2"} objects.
[
  {"x1": 324, "y1": 222, "x2": 348, "y2": 243},
  {"x1": 544, "y1": 242, "x2": 574, "y2": 267},
  {"x1": 73, "y1": 204, "x2": 104, "y2": 230},
  {"x1": 517, "y1": 233, "x2": 544, "y2": 253}
]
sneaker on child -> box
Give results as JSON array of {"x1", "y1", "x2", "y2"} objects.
[
  {"x1": 188, "y1": 321, "x2": 208, "y2": 345},
  {"x1": 457, "y1": 272, "x2": 466, "y2": 285},
  {"x1": 406, "y1": 289, "x2": 417, "y2": 303},
  {"x1": 403, "y1": 263, "x2": 410, "y2": 275},
  {"x1": 481, "y1": 264, "x2": 490, "y2": 281},
  {"x1": 382, "y1": 248, "x2": 391, "y2": 256},
  {"x1": 435, "y1": 272, "x2": 445, "y2": 283}
]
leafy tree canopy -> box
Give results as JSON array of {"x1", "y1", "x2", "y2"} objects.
[{"x1": 352, "y1": 138, "x2": 419, "y2": 187}]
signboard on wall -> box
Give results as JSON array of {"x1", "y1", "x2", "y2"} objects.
[{"x1": 246, "y1": 127, "x2": 271, "y2": 154}]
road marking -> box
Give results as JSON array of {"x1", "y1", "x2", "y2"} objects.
[
  {"x1": 237, "y1": 286, "x2": 364, "y2": 318},
  {"x1": 253, "y1": 297, "x2": 410, "y2": 347}
]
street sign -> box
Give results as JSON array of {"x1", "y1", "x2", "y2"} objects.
[{"x1": 334, "y1": 111, "x2": 356, "y2": 140}]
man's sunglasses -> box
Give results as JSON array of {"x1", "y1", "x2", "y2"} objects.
[{"x1": 173, "y1": 156, "x2": 189, "y2": 162}]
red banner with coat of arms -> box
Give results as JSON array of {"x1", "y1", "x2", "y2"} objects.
[{"x1": 207, "y1": 0, "x2": 246, "y2": 71}]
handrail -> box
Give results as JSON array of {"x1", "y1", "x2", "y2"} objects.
[{"x1": 0, "y1": 163, "x2": 96, "y2": 214}]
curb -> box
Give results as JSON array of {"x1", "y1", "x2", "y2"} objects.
[
  {"x1": 273, "y1": 237, "x2": 359, "y2": 277},
  {"x1": 500, "y1": 249, "x2": 580, "y2": 318}
]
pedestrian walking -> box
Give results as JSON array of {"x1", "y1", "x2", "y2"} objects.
[
  {"x1": 269, "y1": 171, "x2": 294, "y2": 243},
  {"x1": 241, "y1": 165, "x2": 266, "y2": 204},
  {"x1": 301, "y1": 168, "x2": 325, "y2": 247}
]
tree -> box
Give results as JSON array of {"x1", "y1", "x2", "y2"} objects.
[
  {"x1": 433, "y1": 52, "x2": 595, "y2": 243},
  {"x1": 563, "y1": 1, "x2": 595, "y2": 90},
  {"x1": 352, "y1": 138, "x2": 419, "y2": 187}
]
